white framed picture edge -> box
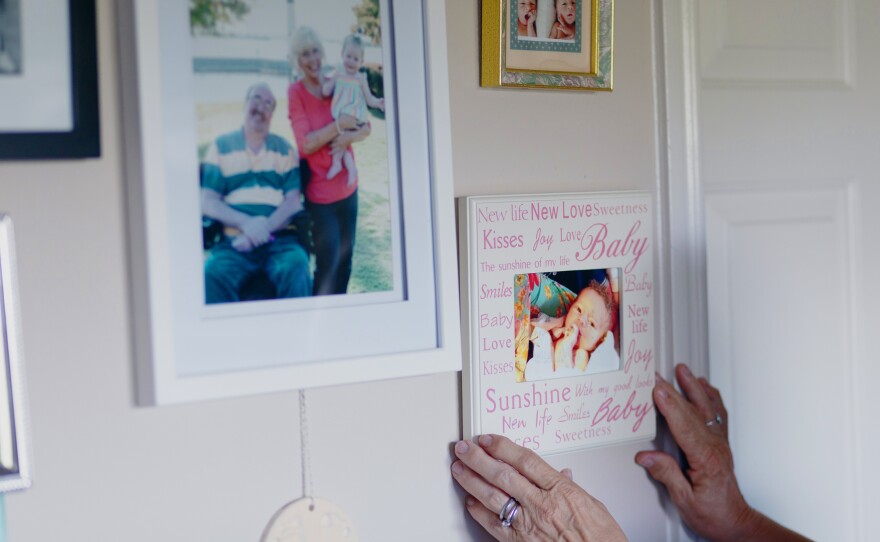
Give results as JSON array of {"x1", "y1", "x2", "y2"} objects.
[
  {"x1": 0, "y1": 215, "x2": 33, "y2": 492},
  {"x1": 118, "y1": 0, "x2": 461, "y2": 405}
]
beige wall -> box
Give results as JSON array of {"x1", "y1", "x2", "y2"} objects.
[{"x1": 0, "y1": 1, "x2": 668, "y2": 540}]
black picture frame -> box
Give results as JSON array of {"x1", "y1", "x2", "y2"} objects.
[{"x1": 0, "y1": 0, "x2": 99, "y2": 160}]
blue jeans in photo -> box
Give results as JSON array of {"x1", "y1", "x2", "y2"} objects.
[
  {"x1": 204, "y1": 234, "x2": 311, "y2": 304},
  {"x1": 308, "y1": 190, "x2": 358, "y2": 296}
]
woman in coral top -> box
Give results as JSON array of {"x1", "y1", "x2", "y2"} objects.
[{"x1": 288, "y1": 27, "x2": 371, "y2": 295}]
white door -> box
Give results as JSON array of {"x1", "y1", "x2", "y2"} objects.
[{"x1": 664, "y1": 0, "x2": 879, "y2": 540}]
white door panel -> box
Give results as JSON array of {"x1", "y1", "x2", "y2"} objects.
[
  {"x1": 664, "y1": 0, "x2": 879, "y2": 539},
  {"x1": 697, "y1": 0, "x2": 854, "y2": 87},
  {"x1": 705, "y1": 187, "x2": 858, "y2": 541}
]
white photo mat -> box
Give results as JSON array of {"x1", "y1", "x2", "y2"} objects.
[
  {"x1": 0, "y1": 0, "x2": 71, "y2": 132},
  {"x1": 460, "y1": 192, "x2": 656, "y2": 455},
  {"x1": 0, "y1": 215, "x2": 32, "y2": 493},
  {"x1": 118, "y1": 0, "x2": 460, "y2": 405}
]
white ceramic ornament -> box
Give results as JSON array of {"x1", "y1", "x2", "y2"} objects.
[{"x1": 260, "y1": 498, "x2": 358, "y2": 542}]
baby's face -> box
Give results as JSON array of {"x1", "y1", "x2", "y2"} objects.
[
  {"x1": 564, "y1": 288, "x2": 610, "y2": 352},
  {"x1": 342, "y1": 44, "x2": 363, "y2": 74},
  {"x1": 557, "y1": 0, "x2": 577, "y2": 25},
  {"x1": 518, "y1": 0, "x2": 537, "y2": 25}
]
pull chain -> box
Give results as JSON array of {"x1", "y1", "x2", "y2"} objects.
[
  {"x1": 299, "y1": 389, "x2": 315, "y2": 511},
  {"x1": 261, "y1": 391, "x2": 358, "y2": 540}
]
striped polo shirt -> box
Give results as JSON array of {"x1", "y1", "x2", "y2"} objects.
[{"x1": 202, "y1": 129, "x2": 301, "y2": 217}]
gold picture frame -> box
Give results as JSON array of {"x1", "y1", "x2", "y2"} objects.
[{"x1": 481, "y1": 0, "x2": 613, "y2": 91}]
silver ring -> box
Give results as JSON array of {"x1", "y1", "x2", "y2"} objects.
[
  {"x1": 501, "y1": 501, "x2": 520, "y2": 528},
  {"x1": 705, "y1": 413, "x2": 723, "y2": 427},
  {"x1": 499, "y1": 497, "x2": 517, "y2": 521}
]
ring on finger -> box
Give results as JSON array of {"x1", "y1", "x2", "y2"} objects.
[
  {"x1": 705, "y1": 413, "x2": 723, "y2": 427},
  {"x1": 501, "y1": 499, "x2": 520, "y2": 528},
  {"x1": 499, "y1": 497, "x2": 517, "y2": 521}
]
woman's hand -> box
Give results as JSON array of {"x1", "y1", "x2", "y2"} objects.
[
  {"x1": 336, "y1": 113, "x2": 360, "y2": 131},
  {"x1": 635, "y1": 365, "x2": 811, "y2": 542},
  {"x1": 635, "y1": 365, "x2": 749, "y2": 540},
  {"x1": 330, "y1": 132, "x2": 355, "y2": 154},
  {"x1": 299, "y1": 115, "x2": 361, "y2": 156},
  {"x1": 330, "y1": 121, "x2": 371, "y2": 155},
  {"x1": 452, "y1": 434, "x2": 627, "y2": 541}
]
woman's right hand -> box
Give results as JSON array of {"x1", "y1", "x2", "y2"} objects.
[{"x1": 452, "y1": 434, "x2": 627, "y2": 541}]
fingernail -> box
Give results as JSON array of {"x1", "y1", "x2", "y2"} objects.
[
  {"x1": 681, "y1": 365, "x2": 692, "y2": 377},
  {"x1": 478, "y1": 434, "x2": 493, "y2": 447},
  {"x1": 654, "y1": 371, "x2": 665, "y2": 382},
  {"x1": 638, "y1": 457, "x2": 655, "y2": 468},
  {"x1": 455, "y1": 440, "x2": 469, "y2": 455},
  {"x1": 656, "y1": 387, "x2": 668, "y2": 400},
  {"x1": 466, "y1": 496, "x2": 477, "y2": 507},
  {"x1": 451, "y1": 461, "x2": 464, "y2": 475}
]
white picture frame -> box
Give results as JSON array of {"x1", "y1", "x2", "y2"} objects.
[
  {"x1": 459, "y1": 192, "x2": 656, "y2": 455},
  {"x1": 0, "y1": 215, "x2": 32, "y2": 493},
  {"x1": 118, "y1": 0, "x2": 460, "y2": 405}
]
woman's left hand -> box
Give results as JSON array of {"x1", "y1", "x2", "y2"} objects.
[
  {"x1": 634, "y1": 366, "x2": 754, "y2": 541},
  {"x1": 452, "y1": 434, "x2": 627, "y2": 541}
]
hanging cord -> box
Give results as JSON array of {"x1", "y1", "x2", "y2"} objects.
[{"x1": 299, "y1": 389, "x2": 315, "y2": 511}]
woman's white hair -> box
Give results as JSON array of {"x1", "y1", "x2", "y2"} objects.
[{"x1": 290, "y1": 26, "x2": 325, "y2": 67}]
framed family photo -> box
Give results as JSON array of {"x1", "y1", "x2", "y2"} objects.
[
  {"x1": 0, "y1": 216, "x2": 32, "y2": 493},
  {"x1": 481, "y1": 0, "x2": 613, "y2": 90},
  {"x1": 119, "y1": 0, "x2": 460, "y2": 405},
  {"x1": 0, "y1": 0, "x2": 99, "y2": 160},
  {"x1": 459, "y1": 192, "x2": 655, "y2": 455}
]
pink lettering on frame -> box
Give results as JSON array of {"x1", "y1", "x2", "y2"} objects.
[
  {"x1": 575, "y1": 221, "x2": 650, "y2": 273},
  {"x1": 591, "y1": 391, "x2": 654, "y2": 432}
]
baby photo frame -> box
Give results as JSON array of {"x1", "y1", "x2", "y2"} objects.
[
  {"x1": 481, "y1": 0, "x2": 613, "y2": 90},
  {"x1": 459, "y1": 192, "x2": 655, "y2": 455}
]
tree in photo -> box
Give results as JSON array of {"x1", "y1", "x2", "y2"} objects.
[
  {"x1": 190, "y1": 0, "x2": 250, "y2": 34},
  {"x1": 352, "y1": 0, "x2": 380, "y2": 45}
]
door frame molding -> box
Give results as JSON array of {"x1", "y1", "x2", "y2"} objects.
[
  {"x1": 654, "y1": 0, "x2": 707, "y2": 539},
  {"x1": 657, "y1": 0, "x2": 709, "y2": 382}
]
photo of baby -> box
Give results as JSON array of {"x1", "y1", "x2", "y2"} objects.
[
  {"x1": 322, "y1": 33, "x2": 385, "y2": 186},
  {"x1": 514, "y1": 0, "x2": 578, "y2": 41},
  {"x1": 513, "y1": 268, "x2": 621, "y2": 382},
  {"x1": 502, "y1": 0, "x2": 595, "y2": 79},
  {"x1": 516, "y1": 0, "x2": 538, "y2": 37},
  {"x1": 549, "y1": 0, "x2": 577, "y2": 41}
]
